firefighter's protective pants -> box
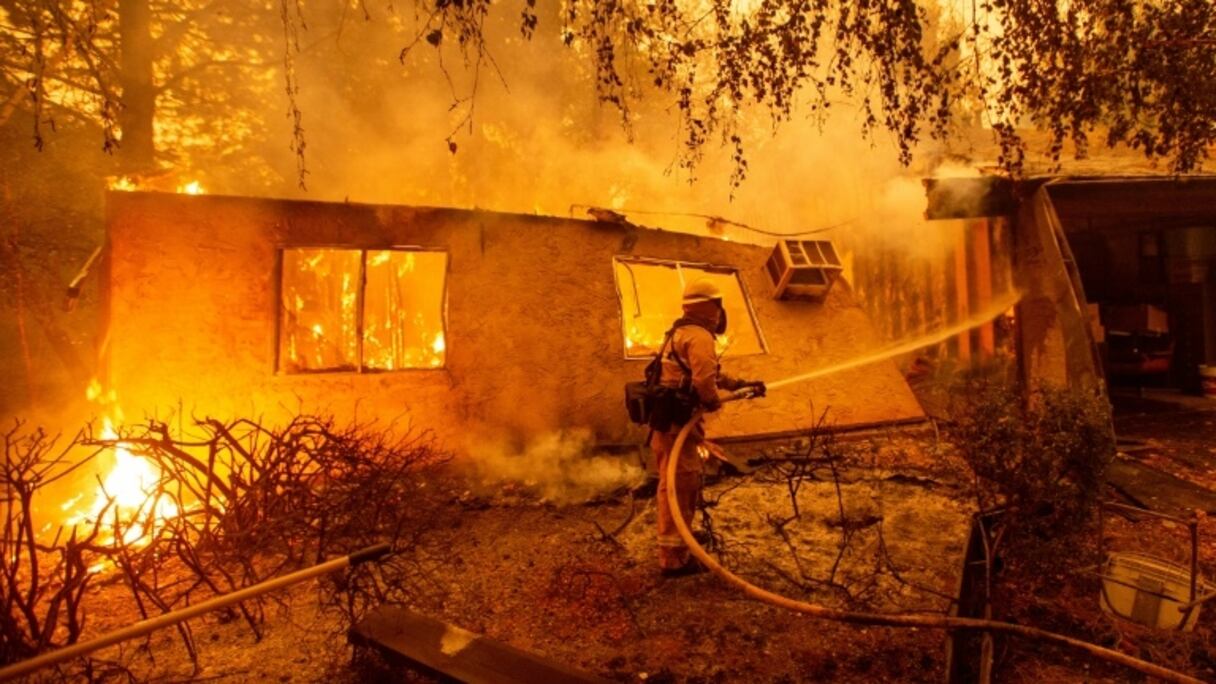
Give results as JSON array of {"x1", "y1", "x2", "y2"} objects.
[{"x1": 650, "y1": 428, "x2": 703, "y2": 570}]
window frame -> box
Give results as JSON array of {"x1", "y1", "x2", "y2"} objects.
[
  {"x1": 274, "y1": 244, "x2": 450, "y2": 374},
  {"x1": 611, "y1": 255, "x2": 769, "y2": 361}
]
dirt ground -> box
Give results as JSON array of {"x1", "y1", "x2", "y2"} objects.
[
  {"x1": 1111, "y1": 392, "x2": 1216, "y2": 493},
  {"x1": 406, "y1": 457, "x2": 973, "y2": 683},
  {"x1": 39, "y1": 435, "x2": 968, "y2": 683},
  {"x1": 23, "y1": 424, "x2": 1216, "y2": 683},
  {"x1": 991, "y1": 504, "x2": 1216, "y2": 684}
]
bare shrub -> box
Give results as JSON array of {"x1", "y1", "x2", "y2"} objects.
[
  {"x1": 1, "y1": 422, "x2": 107, "y2": 667},
  {"x1": 706, "y1": 409, "x2": 955, "y2": 610},
  {"x1": 948, "y1": 381, "x2": 1114, "y2": 533},
  {"x1": 1, "y1": 413, "x2": 450, "y2": 677},
  {"x1": 83, "y1": 416, "x2": 452, "y2": 632}
]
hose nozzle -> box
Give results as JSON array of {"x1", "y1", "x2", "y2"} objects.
[{"x1": 726, "y1": 382, "x2": 766, "y2": 402}]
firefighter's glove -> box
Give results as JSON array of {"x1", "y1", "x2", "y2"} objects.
[{"x1": 744, "y1": 381, "x2": 766, "y2": 398}]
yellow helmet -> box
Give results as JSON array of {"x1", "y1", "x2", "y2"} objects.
[{"x1": 682, "y1": 278, "x2": 723, "y2": 305}]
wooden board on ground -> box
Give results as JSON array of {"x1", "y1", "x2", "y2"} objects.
[
  {"x1": 1108, "y1": 458, "x2": 1216, "y2": 516},
  {"x1": 349, "y1": 606, "x2": 613, "y2": 684}
]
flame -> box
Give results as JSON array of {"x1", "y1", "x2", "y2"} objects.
[
  {"x1": 96, "y1": 421, "x2": 179, "y2": 538},
  {"x1": 63, "y1": 419, "x2": 179, "y2": 548},
  {"x1": 284, "y1": 248, "x2": 448, "y2": 372},
  {"x1": 108, "y1": 176, "x2": 138, "y2": 191},
  {"x1": 616, "y1": 261, "x2": 764, "y2": 358},
  {"x1": 107, "y1": 176, "x2": 211, "y2": 195},
  {"x1": 86, "y1": 377, "x2": 103, "y2": 401},
  {"x1": 68, "y1": 381, "x2": 179, "y2": 551},
  {"x1": 625, "y1": 322, "x2": 669, "y2": 355},
  {"x1": 624, "y1": 324, "x2": 732, "y2": 356},
  {"x1": 59, "y1": 493, "x2": 85, "y2": 512}
]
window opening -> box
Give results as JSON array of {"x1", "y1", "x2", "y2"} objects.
[
  {"x1": 279, "y1": 248, "x2": 447, "y2": 373},
  {"x1": 613, "y1": 258, "x2": 766, "y2": 359}
]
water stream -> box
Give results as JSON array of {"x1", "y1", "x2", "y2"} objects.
[{"x1": 764, "y1": 290, "x2": 1023, "y2": 392}]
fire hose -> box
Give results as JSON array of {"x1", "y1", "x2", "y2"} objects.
[
  {"x1": 665, "y1": 394, "x2": 1203, "y2": 684},
  {"x1": 0, "y1": 543, "x2": 392, "y2": 682}
]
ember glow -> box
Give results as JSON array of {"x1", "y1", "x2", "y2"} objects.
[
  {"x1": 64, "y1": 382, "x2": 180, "y2": 550},
  {"x1": 108, "y1": 176, "x2": 139, "y2": 192},
  {"x1": 176, "y1": 180, "x2": 205, "y2": 195}
]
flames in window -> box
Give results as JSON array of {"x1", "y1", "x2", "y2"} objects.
[
  {"x1": 362, "y1": 250, "x2": 448, "y2": 370},
  {"x1": 280, "y1": 248, "x2": 447, "y2": 373},
  {"x1": 613, "y1": 259, "x2": 765, "y2": 358}
]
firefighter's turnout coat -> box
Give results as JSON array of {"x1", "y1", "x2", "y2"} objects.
[{"x1": 649, "y1": 317, "x2": 748, "y2": 571}]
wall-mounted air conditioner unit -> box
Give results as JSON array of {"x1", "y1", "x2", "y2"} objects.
[{"x1": 765, "y1": 240, "x2": 843, "y2": 300}]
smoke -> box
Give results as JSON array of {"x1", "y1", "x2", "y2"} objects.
[
  {"x1": 207, "y1": 2, "x2": 952, "y2": 240},
  {"x1": 199, "y1": 1, "x2": 1010, "y2": 403},
  {"x1": 842, "y1": 175, "x2": 963, "y2": 261},
  {"x1": 464, "y1": 429, "x2": 646, "y2": 505}
]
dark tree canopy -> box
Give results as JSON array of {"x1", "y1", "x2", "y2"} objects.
[{"x1": 403, "y1": 0, "x2": 1216, "y2": 179}]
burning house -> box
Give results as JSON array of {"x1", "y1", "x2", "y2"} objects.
[{"x1": 100, "y1": 190, "x2": 926, "y2": 454}]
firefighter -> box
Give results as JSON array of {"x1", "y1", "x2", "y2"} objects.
[{"x1": 650, "y1": 278, "x2": 765, "y2": 577}]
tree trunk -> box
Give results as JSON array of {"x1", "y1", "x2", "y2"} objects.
[{"x1": 118, "y1": 0, "x2": 156, "y2": 172}]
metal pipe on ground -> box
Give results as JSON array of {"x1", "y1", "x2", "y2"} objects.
[{"x1": 0, "y1": 543, "x2": 392, "y2": 682}]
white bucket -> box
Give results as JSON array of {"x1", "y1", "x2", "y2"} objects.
[
  {"x1": 1100, "y1": 552, "x2": 1204, "y2": 631},
  {"x1": 1201, "y1": 365, "x2": 1216, "y2": 399}
]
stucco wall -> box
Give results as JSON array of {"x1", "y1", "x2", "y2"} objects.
[{"x1": 103, "y1": 192, "x2": 924, "y2": 454}]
